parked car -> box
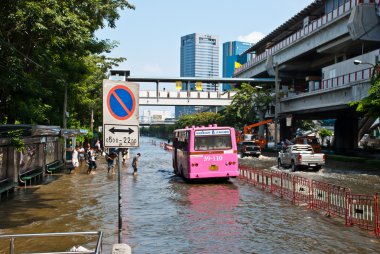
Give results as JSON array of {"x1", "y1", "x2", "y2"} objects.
[
  {"x1": 278, "y1": 144, "x2": 325, "y2": 172},
  {"x1": 238, "y1": 141, "x2": 261, "y2": 158}
]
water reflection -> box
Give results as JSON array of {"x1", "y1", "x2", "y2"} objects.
[{"x1": 184, "y1": 183, "x2": 241, "y2": 254}]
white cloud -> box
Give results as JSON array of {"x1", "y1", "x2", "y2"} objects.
[{"x1": 237, "y1": 31, "x2": 265, "y2": 44}]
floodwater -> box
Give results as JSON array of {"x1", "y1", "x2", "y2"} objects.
[{"x1": 0, "y1": 137, "x2": 379, "y2": 253}]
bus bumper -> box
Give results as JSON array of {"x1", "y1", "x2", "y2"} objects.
[{"x1": 188, "y1": 171, "x2": 239, "y2": 179}]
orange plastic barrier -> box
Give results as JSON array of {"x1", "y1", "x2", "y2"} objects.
[
  {"x1": 311, "y1": 180, "x2": 351, "y2": 217},
  {"x1": 280, "y1": 172, "x2": 294, "y2": 203},
  {"x1": 293, "y1": 176, "x2": 311, "y2": 206},
  {"x1": 238, "y1": 165, "x2": 380, "y2": 238},
  {"x1": 269, "y1": 171, "x2": 283, "y2": 197},
  {"x1": 346, "y1": 193, "x2": 379, "y2": 236}
]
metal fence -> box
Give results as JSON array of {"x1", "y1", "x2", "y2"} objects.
[
  {"x1": 0, "y1": 231, "x2": 103, "y2": 254},
  {"x1": 238, "y1": 165, "x2": 379, "y2": 238}
]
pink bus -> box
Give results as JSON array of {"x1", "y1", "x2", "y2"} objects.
[{"x1": 172, "y1": 124, "x2": 239, "y2": 180}]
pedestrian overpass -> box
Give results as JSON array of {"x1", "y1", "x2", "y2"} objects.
[
  {"x1": 138, "y1": 90, "x2": 237, "y2": 106},
  {"x1": 120, "y1": 76, "x2": 276, "y2": 106}
]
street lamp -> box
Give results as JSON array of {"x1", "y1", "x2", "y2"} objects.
[
  {"x1": 353, "y1": 59, "x2": 379, "y2": 82},
  {"x1": 354, "y1": 59, "x2": 375, "y2": 67}
]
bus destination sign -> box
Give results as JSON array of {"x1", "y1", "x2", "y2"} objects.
[{"x1": 194, "y1": 129, "x2": 231, "y2": 136}]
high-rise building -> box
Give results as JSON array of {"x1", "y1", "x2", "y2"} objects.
[
  {"x1": 222, "y1": 41, "x2": 253, "y2": 91},
  {"x1": 176, "y1": 33, "x2": 220, "y2": 117},
  {"x1": 180, "y1": 33, "x2": 219, "y2": 91}
]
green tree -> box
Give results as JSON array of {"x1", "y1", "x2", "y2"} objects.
[
  {"x1": 0, "y1": 0, "x2": 134, "y2": 126},
  {"x1": 68, "y1": 55, "x2": 125, "y2": 132},
  {"x1": 319, "y1": 128, "x2": 333, "y2": 147},
  {"x1": 221, "y1": 83, "x2": 256, "y2": 128},
  {"x1": 221, "y1": 83, "x2": 273, "y2": 130},
  {"x1": 175, "y1": 112, "x2": 223, "y2": 129},
  {"x1": 295, "y1": 120, "x2": 318, "y2": 134},
  {"x1": 251, "y1": 86, "x2": 273, "y2": 135}
]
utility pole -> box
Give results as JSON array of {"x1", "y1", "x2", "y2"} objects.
[
  {"x1": 274, "y1": 63, "x2": 279, "y2": 144},
  {"x1": 63, "y1": 83, "x2": 67, "y2": 129},
  {"x1": 90, "y1": 88, "x2": 96, "y2": 133}
]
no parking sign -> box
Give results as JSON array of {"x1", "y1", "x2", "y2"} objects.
[{"x1": 103, "y1": 80, "x2": 139, "y2": 148}]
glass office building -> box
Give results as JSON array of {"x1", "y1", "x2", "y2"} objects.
[
  {"x1": 180, "y1": 33, "x2": 219, "y2": 91},
  {"x1": 176, "y1": 33, "x2": 220, "y2": 117},
  {"x1": 222, "y1": 41, "x2": 253, "y2": 91}
]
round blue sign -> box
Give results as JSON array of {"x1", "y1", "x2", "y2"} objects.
[{"x1": 107, "y1": 85, "x2": 136, "y2": 120}]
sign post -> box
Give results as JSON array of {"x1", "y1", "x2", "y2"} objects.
[{"x1": 103, "y1": 80, "x2": 139, "y2": 243}]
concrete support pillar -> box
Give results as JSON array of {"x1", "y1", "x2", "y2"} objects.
[
  {"x1": 347, "y1": 4, "x2": 380, "y2": 42},
  {"x1": 279, "y1": 118, "x2": 293, "y2": 142},
  {"x1": 334, "y1": 115, "x2": 359, "y2": 153}
]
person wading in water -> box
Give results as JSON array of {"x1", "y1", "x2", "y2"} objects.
[{"x1": 132, "y1": 153, "x2": 141, "y2": 176}]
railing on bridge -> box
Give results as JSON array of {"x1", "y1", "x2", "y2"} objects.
[
  {"x1": 322, "y1": 67, "x2": 373, "y2": 89},
  {"x1": 279, "y1": 67, "x2": 373, "y2": 100},
  {"x1": 234, "y1": 0, "x2": 361, "y2": 76},
  {"x1": 139, "y1": 90, "x2": 237, "y2": 100}
]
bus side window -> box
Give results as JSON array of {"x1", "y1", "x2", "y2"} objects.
[
  {"x1": 173, "y1": 138, "x2": 178, "y2": 148},
  {"x1": 183, "y1": 139, "x2": 188, "y2": 151}
]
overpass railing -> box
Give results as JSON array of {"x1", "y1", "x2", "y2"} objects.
[
  {"x1": 235, "y1": 0, "x2": 363, "y2": 76},
  {"x1": 280, "y1": 67, "x2": 373, "y2": 101},
  {"x1": 139, "y1": 90, "x2": 237, "y2": 99},
  {"x1": 239, "y1": 165, "x2": 380, "y2": 238},
  {"x1": 322, "y1": 67, "x2": 373, "y2": 89}
]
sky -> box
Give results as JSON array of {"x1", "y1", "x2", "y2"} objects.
[{"x1": 96, "y1": 0, "x2": 313, "y2": 115}]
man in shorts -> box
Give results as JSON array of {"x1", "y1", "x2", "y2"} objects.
[
  {"x1": 72, "y1": 146, "x2": 80, "y2": 174},
  {"x1": 87, "y1": 146, "x2": 97, "y2": 175},
  {"x1": 132, "y1": 153, "x2": 141, "y2": 176}
]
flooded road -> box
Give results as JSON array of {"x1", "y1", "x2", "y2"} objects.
[{"x1": 1, "y1": 137, "x2": 380, "y2": 253}]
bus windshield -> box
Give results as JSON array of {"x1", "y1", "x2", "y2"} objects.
[{"x1": 194, "y1": 136, "x2": 232, "y2": 151}]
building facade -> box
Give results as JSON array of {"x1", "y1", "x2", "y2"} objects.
[
  {"x1": 177, "y1": 33, "x2": 220, "y2": 117},
  {"x1": 180, "y1": 33, "x2": 219, "y2": 90},
  {"x1": 222, "y1": 41, "x2": 253, "y2": 91}
]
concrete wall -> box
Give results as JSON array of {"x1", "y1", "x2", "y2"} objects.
[
  {"x1": 0, "y1": 136, "x2": 63, "y2": 184},
  {"x1": 322, "y1": 49, "x2": 380, "y2": 79}
]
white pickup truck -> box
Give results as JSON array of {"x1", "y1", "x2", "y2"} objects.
[{"x1": 278, "y1": 144, "x2": 325, "y2": 172}]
